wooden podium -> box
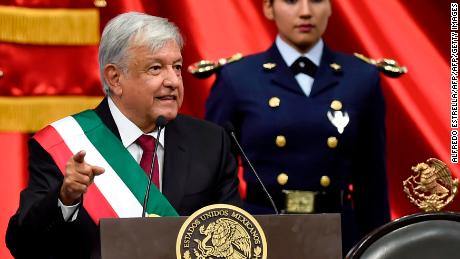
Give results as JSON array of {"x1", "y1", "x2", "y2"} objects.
[{"x1": 100, "y1": 213, "x2": 342, "y2": 259}]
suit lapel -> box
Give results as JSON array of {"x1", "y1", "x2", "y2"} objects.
[
  {"x1": 309, "y1": 46, "x2": 340, "y2": 97},
  {"x1": 162, "y1": 116, "x2": 189, "y2": 209},
  {"x1": 264, "y1": 44, "x2": 305, "y2": 96}
]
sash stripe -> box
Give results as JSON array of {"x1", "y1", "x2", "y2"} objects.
[
  {"x1": 34, "y1": 110, "x2": 178, "y2": 221},
  {"x1": 34, "y1": 125, "x2": 118, "y2": 222},
  {"x1": 72, "y1": 111, "x2": 178, "y2": 217},
  {"x1": 35, "y1": 125, "x2": 72, "y2": 174},
  {"x1": 51, "y1": 117, "x2": 144, "y2": 218}
]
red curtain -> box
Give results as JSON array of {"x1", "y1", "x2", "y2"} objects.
[
  {"x1": 0, "y1": 0, "x2": 454, "y2": 257},
  {"x1": 0, "y1": 133, "x2": 27, "y2": 259}
]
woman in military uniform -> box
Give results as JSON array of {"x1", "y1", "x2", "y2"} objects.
[{"x1": 205, "y1": 0, "x2": 391, "y2": 253}]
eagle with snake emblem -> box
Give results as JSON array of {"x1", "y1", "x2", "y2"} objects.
[
  {"x1": 193, "y1": 218, "x2": 252, "y2": 259},
  {"x1": 403, "y1": 158, "x2": 458, "y2": 212}
]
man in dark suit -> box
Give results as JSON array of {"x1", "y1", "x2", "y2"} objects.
[
  {"x1": 205, "y1": 0, "x2": 390, "y2": 254},
  {"x1": 6, "y1": 12, "x2": 240, "y2": 258}
]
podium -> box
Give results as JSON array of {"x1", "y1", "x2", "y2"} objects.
[{"x1": 100, "y1": 213, "x2": 342, "y2": 259}]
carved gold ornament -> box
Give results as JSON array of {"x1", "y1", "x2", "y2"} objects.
[{"x1": 403, "y1": 158, "x2": 458, "y2": 212}]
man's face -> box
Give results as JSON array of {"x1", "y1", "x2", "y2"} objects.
[
  {"x1": 110, "y1": 40, "x2": 184, "y2": 132},
  {"x1": 264, "y1": 0, "x2": 331, "y2": 53}
]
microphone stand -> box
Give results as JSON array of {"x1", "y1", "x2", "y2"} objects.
[
  {"x1": 225, "y1": 123, "x2": 279, "y2": 215},
  {"x1": 142, "y1": 116, "x2": 167, "y2": 217}
]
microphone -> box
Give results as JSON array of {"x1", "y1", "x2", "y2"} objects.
[
  {"x1": 223, "y1": 122, "x2": 279, "y2": 215},
  {"x1": 142, "y1": 115, "x2": 168, "y2": 217}
]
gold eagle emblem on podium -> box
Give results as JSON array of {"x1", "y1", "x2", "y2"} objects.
[
  {"x1": 194, "y1": 218, "x2": 252, "y2": 259},
  {"x1": 177, "y1": 204, "x2": 267, "y2": 259},
  {"x1": 403, "y1": 158, "x2": 458, "y2": 212}
]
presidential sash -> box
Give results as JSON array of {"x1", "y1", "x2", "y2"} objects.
[{"x1": 34, "y1": 110, "x2": 178, "y2": 223}]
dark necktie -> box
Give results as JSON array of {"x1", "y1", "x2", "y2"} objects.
[
  {"x1": 137, "y1": 134, "x2": 160, "y2": 189},
  {"x1": 290, "y1": 56, "x2": 318, "y2": 78}
]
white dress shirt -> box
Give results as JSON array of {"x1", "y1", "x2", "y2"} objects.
[{"x1": 275, "y1": 35, "x2": 324, "y2": 96}]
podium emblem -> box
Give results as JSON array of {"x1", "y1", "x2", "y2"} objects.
[
  {"x1": 403, "y1": 158, "x2": 458, "y2": 212},
  {"x1": 176, "y1": 204, "x2": 267, "y2": 259}
]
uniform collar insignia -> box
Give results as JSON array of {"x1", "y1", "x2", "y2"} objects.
[
  {"x1": 329, "y1": 63, "x2": 342, "y2": 73},
  {"x1": 263, "y1": 62, "x2": 277, "y2": 71}
]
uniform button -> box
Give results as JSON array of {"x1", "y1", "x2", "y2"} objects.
[
  {"x1": 277, "y1": 173, "x2": 288, "y2": 185},
  {"x1": 320, "y1": 175, "x2": 331, "y2": 187},
  {"x1": 275, "y1": 135, "x2": 286, "y2": 147},
  {"x1": 330, "y1": 100, "x2": 342, "y2": 111},
  {"x1": 327, "y1": 136, "x2": 338, "y2": 148},
  {"x1": 268, "y1": 97, "x2": 281, "y2": 108}
]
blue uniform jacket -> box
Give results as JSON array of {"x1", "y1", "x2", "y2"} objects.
[{"x1": 205, "y1": 43, "x2": 391, "y2": 249}]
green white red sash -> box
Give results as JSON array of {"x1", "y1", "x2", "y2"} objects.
[{"x1": 34, "y1": 110, "x2": 178, "y2": 223}]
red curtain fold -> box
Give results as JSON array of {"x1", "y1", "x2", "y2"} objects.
[
  {"x1": 0, "y1": 133, "x2": 28, "y2": 259},
  {"x1": 0, "y1": 44, "x2": 101, "y2": 96}
]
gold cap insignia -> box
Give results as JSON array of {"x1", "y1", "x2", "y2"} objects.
[
  {"x1": 330, "y1": 100, "x2": 342, "y2": 111},
  {"x1": 329, "y1": 63, "x2": 342, "y2": 72},
  {"x1": 320, "y1": 175, "x2": 331, "y2": 187},
  {"x1": 263, "y1": 62, "x2": 277, "y2": 70},
  {"x1": 403, "y1": 158, "x2": 458, "y2": 212},
  {"x1": 268, "y1": 97, "x2": 281, "y2": 108},
  {"x1": 275, "y1": 135, "x2": 286, "y2": 147},
  {"x1": 327, "y1": 136, "x2": 338, "y2": 149},
  {"x1": 188, "y1": 53, "x2": 243, "y2": 79},
  {"x1": 277, "y1": 173, "x2": 289, "y2": 185},
  {"x1": 354, "y1": 53, "x2": 408, "y2": 78},
  {"x1": 176, "y1": 204, "x2": 267, "y2": 259}
]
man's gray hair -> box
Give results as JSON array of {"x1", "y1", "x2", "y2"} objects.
[{"x1": 98, "y1": 12, "x2": 184, "y2": 95}]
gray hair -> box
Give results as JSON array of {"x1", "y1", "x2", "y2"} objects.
[{"x1": 98, "y1": 12, "x2": 184, "y2": 95}]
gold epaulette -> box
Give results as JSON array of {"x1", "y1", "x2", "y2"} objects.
[
  {"x1": 188, "y1": 53, "x2": 243, "y2": 79},
  {"x1": 354, "y1": 53, "x2": 408, "y2": 78}
]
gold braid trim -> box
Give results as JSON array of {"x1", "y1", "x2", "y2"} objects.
[
  {"x1": 0, "y1": 96, "x2": 103, "y2": 132},
  {"x1": 0, "y1": 6, "x2": 99, "y2": 45}
]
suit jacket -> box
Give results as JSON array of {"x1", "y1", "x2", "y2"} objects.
[
  {"x1": 6, "y1": 98, "x2": 240, "y2": 258},
  {"x1": 206, "y1": 43, "x2": 390, "y2": 251}
]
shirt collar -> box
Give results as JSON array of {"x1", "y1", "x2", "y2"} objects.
[
  {"x1": 107, "y1": 97, "x2": 165, "y2": 148},
  {"x1": 275, "y1": 35, "x2": 324, "y2": 67}
]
